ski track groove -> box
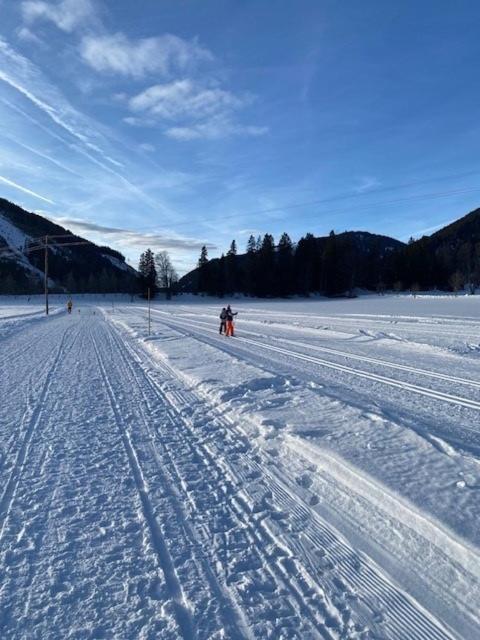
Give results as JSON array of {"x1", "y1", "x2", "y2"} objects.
[
  {"x1": 90, "y1": 328, "x2": 196, "y2": 640},
  {"x1": 0, "y1": 323, "x2": 74, "y2": 543},
  {"x1": 113, "y1": 317, "x2": 458, "y2": 640},
  {"x1": 150, "y1": 312, "x2": 480, "y2": 424},
  {"x1": 103, "y1": 325, "x2": 254, "y2": 640},
  {"x1": 169, "y1": 313, "x2": 480, "y2": 390},
  {"x1": 0, "y1": 335, "x2": 83, "y2": 463},
  {"x1": 107, "y1": 323, "x2": 331, "y2": 638},
  {"x1": 223, "y1": 310, "x2": 480, "y2": 342}
]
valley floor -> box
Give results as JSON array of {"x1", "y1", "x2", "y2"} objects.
[{"x1": 0, "y1": 294, "x2": 479, "y2": 639}]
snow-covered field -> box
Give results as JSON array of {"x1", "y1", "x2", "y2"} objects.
[{"x1": 1, "y1": 293, "x2": 479, "y2": 639}]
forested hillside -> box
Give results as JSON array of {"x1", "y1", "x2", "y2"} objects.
[
  {"x1": 180, "y1": 208, "x2": 480, "y2": 297},
  {"x1": 0, "y1": 198, "x2": 137, "y2": 294}
]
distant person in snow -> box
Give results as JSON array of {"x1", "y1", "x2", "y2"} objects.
[
  {"x1": 225, "y1": 305, "x2": 238, "y2": 337},
  {"x1": 67, "y1": 299, "x2": 73, "y2": 314},
  {"x1": 219, "y1": 307, "x2": 227, "y2": 334}
]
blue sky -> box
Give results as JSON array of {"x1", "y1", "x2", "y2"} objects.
[{"x1": 0, "y1": 0, "x2": 479, "y2": 273}]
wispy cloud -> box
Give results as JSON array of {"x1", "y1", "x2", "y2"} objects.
[
  {"x1": 0, "y1": 173, "x2": 54, "y2": 203},
  {"x1": 355, "y1": 176, "x2": 381, "y2": 193},
  {"x1": 16, "y1": 26, "x2": 44, "y2": 45},
  {"x1": 80, "y1": 32, "x2": 213, "y2": 78},
  {"x1": 166, "y1": 118, "x2": 268, "y2": 141},
  {"x1": 0, "y1": 38, "x2": 114, "y2": 162},
  {"x1": 128, "y1": 79, "x2": 267, "y2": 140},
  {"x1": 129, "y1": 80, "x2": 247, "y2": 120},
  {"x1": 0, "y1": 39, "x2": 164, "y2": 209},
  {"x1": 21, "y1": 0, "x2": 96, "y2": 33},
  {"x1": 51, "y1": 217, "x2": 217, "y2": 251},
  {"x1": 138, "y1": 143, "x2": 156, "y2": 153}
]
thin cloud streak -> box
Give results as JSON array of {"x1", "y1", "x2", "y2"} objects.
[
  {"x1": 0, "y1": 40, "x2": 167, "y2": 212},
  {"x1": 51, "y1": 217, "x2": 218, "y2": 252},
  {"x1": 2, "y1": 136, "x2": 83, "y2": 177},
  {"x1": 0, "y1": 174, "x2": 55, "y2": 203}
]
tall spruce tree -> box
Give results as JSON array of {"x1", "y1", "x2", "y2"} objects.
[
  {"x1": 138, "y1": 248, "x2": 157, "y2": 297},
  {"x1": 294, "y1": 232, "x2": 317, "y2": 294},
  {"x1": 197, "y1": 245, "x2": 209, "y2": 292},
  {"x1": 257, "y1": 234, "x2": 275, "y2": 296},
  {"x1": 226, "y1": 240, "x2": 238, "y2": 293},
  {"x1": 245, "y1": 235, "x2": 257, "y2": 295},
  {"x1": 322, "y1": 231, "x2": 339, "y2": 295},
  {"x1": 277, "y1": 232, "x2": 294, "y2": 296}
]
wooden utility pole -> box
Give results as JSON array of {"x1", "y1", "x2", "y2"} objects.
[
  {"x1": 147, "y1": 287, "x2": 151, "y2": 336},
  {"x1": 44, "y1": 235, "x2": 49, "y2": 316}
]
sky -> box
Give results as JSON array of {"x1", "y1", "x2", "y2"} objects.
[{"x1": 0, "y1": 0, "x2": 479, "y2": 274}]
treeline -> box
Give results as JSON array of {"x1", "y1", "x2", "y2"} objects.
[
  {"x1": 186, "y1": 218, "x2": 480, "y2": 297},
  {"x1": 190, "y1": 231, "x2": 400, "y2": 297},
  {"x1": 0, "y1": 264, "x2": 137, "y2": 295}
]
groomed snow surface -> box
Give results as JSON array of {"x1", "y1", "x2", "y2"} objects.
[{"x1": 1, "y1": 293, "x2": 479, "y2": 639}]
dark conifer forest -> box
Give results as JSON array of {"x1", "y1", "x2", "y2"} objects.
[
  {"x1": 2, "y1": 195, "x2": 480, "y2": 298},
  {"x1": 180, "y1": 208, "x2": 480, "y2": 297}
]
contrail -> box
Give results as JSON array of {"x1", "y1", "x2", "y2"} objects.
[{"x1": 0, "y1": 174, "x2": 55, "y2": 204}]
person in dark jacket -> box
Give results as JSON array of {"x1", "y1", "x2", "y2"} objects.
[
  {"x1": 225, "y1": 305, "x2": 238, "y2": 336},
  {"x1": 219, "y1": 307, "x2": 227, "y2": 334}
]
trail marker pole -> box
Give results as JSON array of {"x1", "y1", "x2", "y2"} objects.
[
  {"x1": 147, "y1": 287, "x2": 151, "y2": 336},
  {"x1": 44, "y1": 235, "x2": 49, "y2": 316}
]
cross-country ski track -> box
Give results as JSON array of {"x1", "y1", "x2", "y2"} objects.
[{"x1": 1, "y1": 299, "x2": 479, "y2": 639}]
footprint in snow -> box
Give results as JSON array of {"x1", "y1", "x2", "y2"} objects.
[{"x1": 296, "y1": 473, "x2": 313, "y2": 489}]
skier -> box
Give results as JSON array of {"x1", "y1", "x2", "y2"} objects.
[
  {"x1": 225, "y1": 305, "x2": 238, "y2": 337},
  {"x1": 219, "y1": 307, "x2": 227, "y2": 334},
  {"x1": 67, "y1": 299, "x2": 73, "y2": 314}
]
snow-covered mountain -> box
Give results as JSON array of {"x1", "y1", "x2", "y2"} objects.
[{"x1": 0, "y1": 198, "x2": 137, "y2": 294}]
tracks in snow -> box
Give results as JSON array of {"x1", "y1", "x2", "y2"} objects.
[
  {"x1": 0, "y1": 324, "x2": 74, "y2": 543},
  {"x1": 104, "y1": 323, "x2": 331, "y2": 638},
  {"x1": 149, "y1": 311, "x2": 480, "y2": 420},
  {"x1": 91, "y1": 330, "x2": 197, "y2": 640},
  {"x1": 111, "y1": 317, "x2": 459, "y2": 640}
]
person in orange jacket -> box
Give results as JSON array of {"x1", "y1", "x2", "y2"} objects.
[{"x1": 225, "y1": 305, "x2": 238, "y2": 336}]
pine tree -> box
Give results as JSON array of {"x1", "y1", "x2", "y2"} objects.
[
  {"x1": 138, "y1": 249, "x2": 157, "y2": 297},
  {"x1": 277, "y1": 232, "x2": 294, "y2": 296},
  {"x1": 226, "y1": 240, "x2": 238, "y2": 293},
  {"x1": 197, "y1": 245, "x2": 209, "y2": 292},
  {"x1": 257, "y1": 234, "x2": 275, "y2": 296},
  {"x1": 245, "y1": 235, "x2": 258, "y2": 295},
  {"x1": 294, "y1": 232, "x2": 317, "y2": 294},
  {"x1": 246, "y1": 235, "x2": 256, "y2": 254},
  {"x1": 198, "y1": 246, "x2": 208, "y2": 268},
  {"x1": 322, "y1": 231, "x2": 339, "y2": 295}
]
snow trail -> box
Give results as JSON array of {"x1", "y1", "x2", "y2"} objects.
[
  {"x1": 1, "y1": 306, "x2": 477, "y2": 638},
  {"x1": 112, "y1": 314, "x2": 466, "y2": 639},
  {"x1": 146, "y1": 310, "x2": 480, "y2": 417}
]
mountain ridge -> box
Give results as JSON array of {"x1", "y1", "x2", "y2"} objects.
[
  {"x1": 0, "y1": 197, "x2": 137, "y2": 294},
  {"x1": 179, "y1": 207, "x2": 480, "y2": 296}
]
